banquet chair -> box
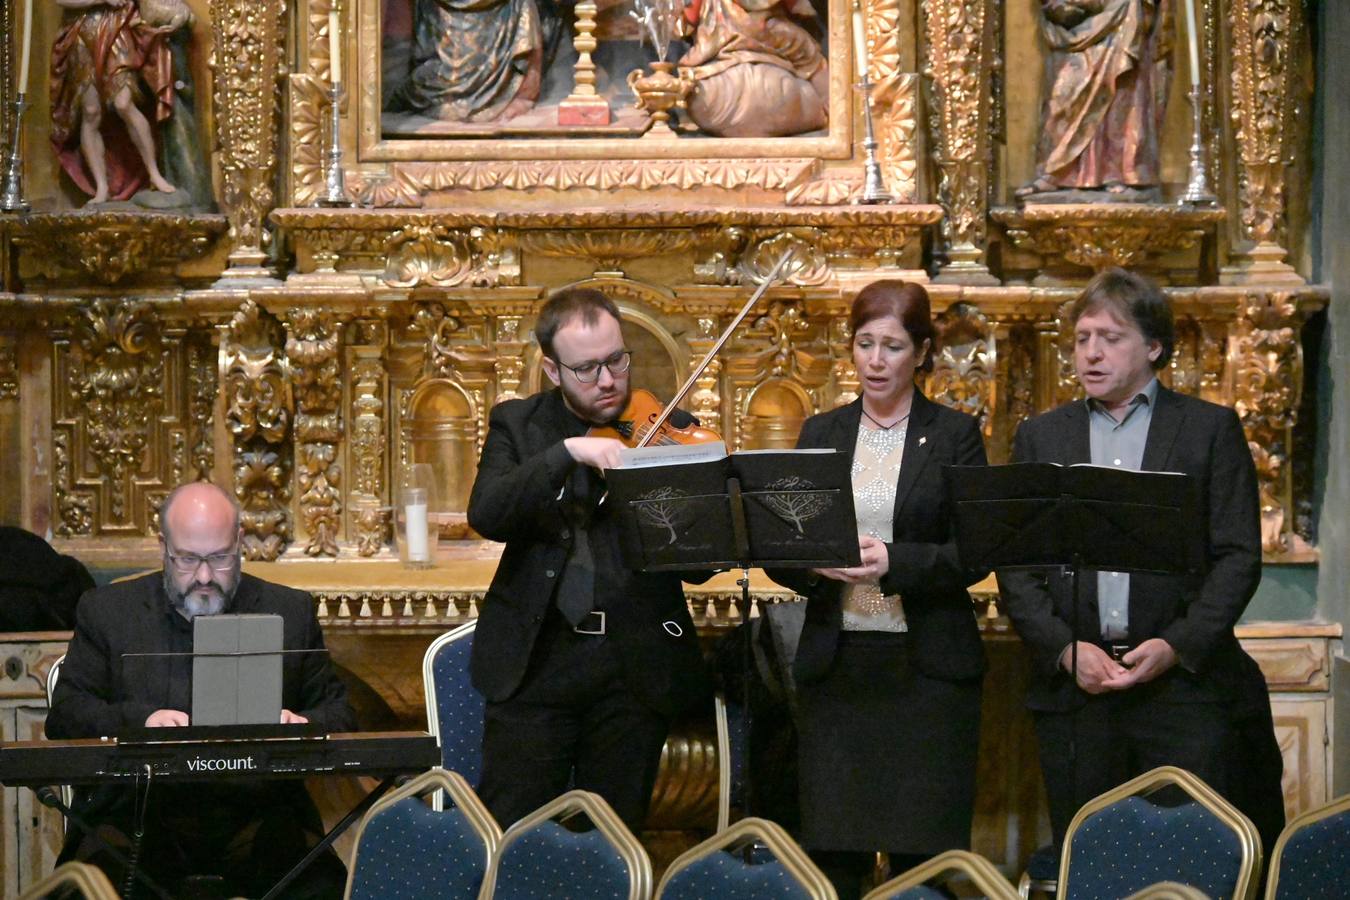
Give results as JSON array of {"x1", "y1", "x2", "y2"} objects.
[
  {"x1": 480, "y1": 789, "x2": 652, "y2": 900},
  {"x1": 1264, "y1": 792, "x2": 1350, "y2": 899},
  {"x1": 863, "y1": 848, "x2": 1018, "y2": 900},
  {"x1": 344, "y1": 767, "x2": 500, "y2": 900},
  {"x1": 423, "y1": 622, "x2": 484, "y2": 808},
  {"x1": 656, "y1": 816, "x2": 835, "y2": 900},
  {"x1": 18, "y1": 861, "x2": 119, "y2": 900},
  {"x1": 1059, "y1": 766, "x2": 1260, "y2": 900}
]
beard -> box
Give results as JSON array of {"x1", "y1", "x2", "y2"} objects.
[
  {"x1": 164, "y1": 567, "x2": 237, "y2": 619},
  {"x1": 558, "y1": 377, "x2": 630, "y2": 427}
]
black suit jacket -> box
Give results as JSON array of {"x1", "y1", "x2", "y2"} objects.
[
  {"x1": 467, "y1": 388, "x2": 710, "y2": 719},
  {"x1": 47, "y1": 572, "x2": 356, "y2": 738},
  {"x1": 46, "y1": 572, "x2": 356, "y2": 864},
  {"x1": 996, "y1": 386, "x2": 1264, "y2": 712},
  {"x1": 770, "y1": 392, "x2": 990, "y2": 685}
]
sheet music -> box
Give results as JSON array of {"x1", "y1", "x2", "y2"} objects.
[{"x1": 617, "y1": 441, "x2": 728, "y2": 469}]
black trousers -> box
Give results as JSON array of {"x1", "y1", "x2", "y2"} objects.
[
  {"x1": 1033, "y1": 680, "x2": 1233, "y2": 849},
  {"x1": 59, "y1": 783, "x2": 345, "y2": 899},
  {"x1": 477, "y1": 611, "x2": 670, "y2": 831}
]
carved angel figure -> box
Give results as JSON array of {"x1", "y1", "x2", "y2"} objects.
[
  {"x1": 677, "y1": 0, "x2": 828, "y2": 137},
  {"x1": 49, "y1": 0, "x2": 192, "y2": 203},
  {"x1": 1018, "y1": 0, "x2": 1172, "y2": 198}
]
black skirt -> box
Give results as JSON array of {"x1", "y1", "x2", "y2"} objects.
[{"x1": 795, "y1": 630, "x2": 981, "y2": 854}]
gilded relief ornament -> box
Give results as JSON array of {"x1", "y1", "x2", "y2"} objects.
[
  {"x1": 68, "y1": 300, "x2": 165, "y2": 524},
  {"x1": 920, "y1": 0, "x2": 996, "y2": 281},
  {"x1": 928, "y1": 302, "x2": 995, "y2": 427},
  {"x1": 187, "y1": 335, "x2": 216, "y2": 482},
  {"x1": 224, "y1": 300, "x2": 293, "y2": 560},
  {"x1": 286, "y1": 309, "x2": 343, "y2": 557},
  {"x1": 1226, "y1": 0, "x2": 1304, "y2": 282},
  {"x1": 11, "y1": 211, "x2": 225, "y2": 285},
  {"x1": 0, "y1": 340, "x2": 17, "y2": 400},
  {"x1": 993, "y1": 204, "x2": 1223, "y2": 275},
  {"x1": 1233, "y1": 291, "x2": 1306, "y2": 554},
  {"x1": 210, "y1": 0, "x2": 285, "y2": 272},
  {"x1": 349, "y1": 353, "x2": 387, "y2": 557}
]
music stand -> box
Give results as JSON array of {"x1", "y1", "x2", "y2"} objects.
[
  {"x1": 607, "y1": 451, "x2": 860, "y2": 818},
  {"x1": 945, "y1": 461, "x2": 1204, "y2": 839}
]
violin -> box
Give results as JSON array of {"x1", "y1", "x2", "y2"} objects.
[
  {"x1": 589, "y1": 388, "x2": 723, "y2": 447},
  {"x1": 587, "y1": 248, "x2": 797, "y2": 452}
]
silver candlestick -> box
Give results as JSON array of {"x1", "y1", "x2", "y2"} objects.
[
  {"x1": 854, "y1": 74, "x2": 892, "y2": 205},
  {"x1": 318, "y1": 84, "x2": 353, "y2": 207},
  {"x1": 1179, "y1": 86, "x2": 1216, "y2": 207},
  {"x1": 1, "y1": 94, "x2": 31, "y2": 213}
]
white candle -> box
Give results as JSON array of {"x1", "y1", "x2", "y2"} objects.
[
  {"x1": 851, "y1": 2, "x2": 868, "y2": 79},
  {"x1": 17, "y1": 0, "x2": 33, "y2": 95},
  {"x1": 406, "y1": 501, "x2": 428, "y2": 561},
  {"x1": 328, "y1": 6, "x2": 342, "y2": 85},
  {"x1": 1182, "y1": 0, "x2": 1201, "y2": 90}
]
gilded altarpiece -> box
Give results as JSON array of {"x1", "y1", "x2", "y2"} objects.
[{"x1": 0, "y1": 0, "x2": 1334, "y2": 886}]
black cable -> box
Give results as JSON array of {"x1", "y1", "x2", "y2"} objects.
[
  {"x1": 121, "y1": 766, "x2": 152, "y2": 900},
  {"x1": 34, "y1": 782, "x2": 174, "y2": 900}
]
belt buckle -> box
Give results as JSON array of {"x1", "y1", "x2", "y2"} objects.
[
  {"x1": 1107, "y1": 642, "x2": 1132, "y2": 662},
  {"x1": 573, "y1": 610, "x2": 606, "y2": 636}
]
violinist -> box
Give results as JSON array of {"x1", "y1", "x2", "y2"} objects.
[{"x1": 466, "y1": 287, "x2": 712, "y2": 831}]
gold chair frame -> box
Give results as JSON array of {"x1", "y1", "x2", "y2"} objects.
[
  {"x1": 655, "y1": 815, "x2": 836, "y2": 900},
  {"x1": 1123, "y1": 882, "x2": 1213, "y2": 900},
  {"x1": 18, "y1": 861, "x2": 120, "y2": 900},
  {"x1": 1058, "y1": 765, "x2": 1261, "y2": 900},
  {"x1": 421, "y1": 621, "x2": 478, "y2": 811},
  {"x1": 479, "y1": 788, "x2": 652, "y2": 900},
  {"x1": 1264, "y1": 791, "x2": 1350, "y2": 899},
  {"x1": 862, "y1": 848, "x2": 1018, "y2": 900},
  {"x1": 343, "y1": 767, "x2": 502, "y2": 900}
]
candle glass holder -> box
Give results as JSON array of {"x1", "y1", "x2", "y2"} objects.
[{"x1": 395, "y1": 463, "x2": 437, "y2": 569}]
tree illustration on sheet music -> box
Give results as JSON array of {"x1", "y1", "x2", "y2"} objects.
[
  {"x1": 637, "y1": 486, "x2": 687, "y2": 544},
  {"x1": 762, "y1": 476, "x2": 830, "y2": 535}
]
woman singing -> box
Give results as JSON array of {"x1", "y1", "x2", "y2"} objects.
[{"x1": 770, "y1": 280, "x2": 988, "y2": 899}]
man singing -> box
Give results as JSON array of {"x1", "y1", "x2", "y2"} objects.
[
  {"x1": 467, "y1": 287, "x2": 710, "y2": 830},
  {"x1": 997, "y1": 268, "x2": 1284, "y2": 850},
  {"x1": 47, "y1": 481, "x2": 354, "y2": 898}
]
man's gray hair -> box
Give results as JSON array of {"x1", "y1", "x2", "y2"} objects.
[{"x1": 159, "y1": 482, "x2": 242, "y2": 545}]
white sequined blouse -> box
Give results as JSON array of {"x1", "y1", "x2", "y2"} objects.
[{"x1": 841, "y1": 423, "x2": 908, "y2": 632}]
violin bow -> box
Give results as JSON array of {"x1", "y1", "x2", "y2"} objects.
[{"x1": 634, "y1": 248, "x2": 798, "y2": 449}]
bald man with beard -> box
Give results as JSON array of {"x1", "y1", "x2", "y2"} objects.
[{"x1": 47, "y1": 481, "x2": 355, "y2": 899}]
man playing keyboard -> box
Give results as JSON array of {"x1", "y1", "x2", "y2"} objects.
[{"x1": 46, "y1": 481, "x2": 356, "y2": 899}]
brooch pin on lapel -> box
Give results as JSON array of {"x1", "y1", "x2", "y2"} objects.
[{"x1": 918, "y1": 436, "x2": 927, "y2": 446}]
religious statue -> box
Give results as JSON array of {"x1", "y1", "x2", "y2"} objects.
[
  {"x1": 1017, "y1": 0, "x2": 1172, "y2": 200},
  {"x1": 677, "y1": 0, "x2": 828, "y2": 138},
  {"x1": 384, "y1": 0, "x2": 565, "y2": 122},
  {"x1": 49, "y1": 0, "x2": 198, "y2": 205}
]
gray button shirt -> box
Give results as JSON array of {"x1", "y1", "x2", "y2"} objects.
[{"x1": 1088, "y1": 378, "x2": 1159, "y2": 639}]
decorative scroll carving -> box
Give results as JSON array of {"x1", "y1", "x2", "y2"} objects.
[
  {"x1": 211, "y1": 0, "x2": 285, "y2": 271},
  {"x1": 11, "y1": 212, "x2": 226, "y2": 285},
  {"x1": 493, "y1": 316, "x2": 528, "y2": 405},
  {"x1": 225, "y1": 300, "x2": 292, "y2": 560},
  {"x1": 348, "y1": 159, "x2": 820, "y2": 207},
  {"x1": 829, "y1": 315, "x2": 858, "y2": 409},
  {"x1": 519, "y1": 228, "x2": 714, "y2": 277},
  {"x1": 68, "y1": 301, "x2": 165, "y2": 524},
  {"x1": 286, "y1": 309, "x2": 343, "y2": 557},
  {"x1": 738, "y1": 232, "x2": 829, "y2": 286},
  {"x1": 349, "y1": 323, "x2": 387, "y2": 557},
  {"x1": 1228, "y1": 0, "x2": 1304, "y2": 280},
  {"x1": 868, "y1": 2, "x2": 920, "y2": 202},
  {"x1": 186, "y1": 335, "x2": 216, "y2": 482},
  {"x1": 929, "y1": 302, "x2": 995, "y2": 427},
  {"x1": 676, "y1": 311, "x2": 722, "y2": 438},
  {"x1": 53, "y1": 429, "x2": 94, "y2": 537},
  {"x1": 289, "y1": 74, "x2": 328, "y2": 208},
  {"x1": 921, "y1": 0, "x2": 995, "y2": 280},
  {"x1": 994, "y1": 205, "x2": 1224, "y2": 274},
  {"x1": 992, "y1": 323, "x2": 1035, "y2": 464},
  {"x1": 1233, "y1": 291, "x2": 1306, "y2": 554}
]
